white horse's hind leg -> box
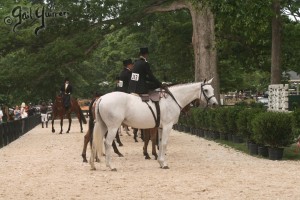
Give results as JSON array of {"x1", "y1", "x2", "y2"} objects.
[
  {"x1": 105, "y1": 128, "x2": 119, "y2": 171},
  {"x1": 158, "y1": 125, "x2": 172, "y2": 169}
]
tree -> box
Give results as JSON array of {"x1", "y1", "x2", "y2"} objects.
[
  {"x1": 146, "y1": 0, "x2": 219, "y2": 98},
  {"x1": 271, "y1": 0, "x2": 282, "y2": 84}
]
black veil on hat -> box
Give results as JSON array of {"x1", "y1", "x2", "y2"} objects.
[{"x1": 139, "y1": 47, "x2": 149, "y2": 55}]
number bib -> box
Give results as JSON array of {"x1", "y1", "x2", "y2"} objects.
[
  {"x1": 118, "y1": 80, "x2": 123, "y2": 87},
  {"x1": 131, "y1": 73, "x2": 139, "y2": 81}
]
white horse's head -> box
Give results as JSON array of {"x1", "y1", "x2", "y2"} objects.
[{"x1": 200, "y1": 78, "x2": 218, "y2": 106}]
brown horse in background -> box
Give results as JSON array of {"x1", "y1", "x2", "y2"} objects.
[
  {"x1": 81, "y1": 97, "x2": 123, "y2": 162},
  {"x1": 143, "y1": 128, "x2": 159, "y2": 160},
  {"x1": 51, "y1": 96, "x2": 87, "y2": 134},
  {"x1": 142, "y1": 104, "x2": 193, "y2": 160}
]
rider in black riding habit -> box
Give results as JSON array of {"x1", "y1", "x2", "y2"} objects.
[
  {"x1": 60, "y1": 78, "x2": 73, "y2": 110},
  {"x1": 128, "y1": 47, "x2": 162, "y2": 94},
  {"x1": 128, "y1": 47, "x2": 163, "y2": 142},
  {"x1": 117, "y1": 59, "x2": 134, "y2": 93}
]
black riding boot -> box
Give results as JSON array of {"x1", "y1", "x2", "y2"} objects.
[
  {"x1": 46, "y1": 121, "x2": 48, "y2": 128},
  {"x1": 42, "y1": 122, "x2": 44, "y2": 128}
]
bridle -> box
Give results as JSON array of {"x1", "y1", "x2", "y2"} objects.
[
  {"x1": 163, "y1": 82, "x2": 215, "y2": 111},
  {"x1": 200, "y1": 82, "x2": 216, "y2": 108}
]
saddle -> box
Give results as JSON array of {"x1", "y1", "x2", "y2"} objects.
[
  {"x1": 136, "y1": 91, "x2": 164, "y2": 128},
  {"x1": 140, "y1": 91, "x2": 161, "y2": 102}
]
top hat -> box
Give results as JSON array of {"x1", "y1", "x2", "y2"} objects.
[
  {"x1": 139, "y1": 47, "x2": 149, "y2": 55},
  {"x1": 64, "y1": 77, "x2": 69, "y2": 82},
  {"x1": 123, "y1": 59, "x2": 134, "y2": 66}
]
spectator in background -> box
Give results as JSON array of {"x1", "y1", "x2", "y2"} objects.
[
  {"x1": 14, "y1": 105, "x2": 21, "y2": 120},
  {"x1": 0, "y1": 108, "x2": 3, "y2": 124},
  {"x1": 20, "y1": 102, "x2": 28, "y2": 119},
  {"x1": 40, "y1": 102, "x2": 48, "y2": 128}
]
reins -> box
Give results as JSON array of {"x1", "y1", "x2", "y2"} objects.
[{"x1": 163, "y1": 87, "x2": 182, "y2": 110}]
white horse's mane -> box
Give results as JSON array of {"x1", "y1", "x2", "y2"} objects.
[
  {"x1": 169, "y1": 82, "x2": 201, "y2": 88},
  {"x1": 168, "y1": 81, "x2": 211, "y2": 89}
]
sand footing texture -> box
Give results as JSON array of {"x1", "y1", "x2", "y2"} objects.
[{"x1": 0, "y1": 120, "x2": 300, "y2": 200}]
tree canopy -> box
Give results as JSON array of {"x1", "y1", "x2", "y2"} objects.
[{"x1": 0, "y1": 0, "x2": 299, "y2": 105}]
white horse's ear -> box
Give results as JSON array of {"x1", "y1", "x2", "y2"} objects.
[{"x1": 207, "y1": 78, "x2": 214, "y2": 84}]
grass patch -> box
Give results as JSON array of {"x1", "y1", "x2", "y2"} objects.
[{"x1": 215, "y1": 139, "x2": 300, "y2": 160}]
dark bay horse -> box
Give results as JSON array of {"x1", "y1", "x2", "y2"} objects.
[
  {"x1": 143, "y1": 128, "x2": 158, "y2": 160},
  {"x1": 81, "y1": 97, "x2": 123, "y2": 162},
  {"x1": 142, "y1": 104, "x2": 193, "y2": 160},
  {"x1": 51, "y1": 96, "x2": 87, "y2": 134}
]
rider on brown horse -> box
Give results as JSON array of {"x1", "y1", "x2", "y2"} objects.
[{"x1": 60, "y1": 78, "x2": 73, "y2": 110}]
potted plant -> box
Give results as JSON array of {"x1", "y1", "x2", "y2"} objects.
[
  {"x1": 226, "y1": 106, "x2": 243, "y2": 143},
  {"x1": 237, "y1": 108, "x2": 265, "y2": 155},
  {"x1": 252, "y1": 111, "x2": 293, "y2": 160},
  {"x1": 215, "y1": 107, "x2": 228, "y2": 140},
  {"x1": 292, "y1": 108, "x2": 300, "y2": 141},
  {"x1": 208, "y1": 108, "x2": 219, "y2": 140}
]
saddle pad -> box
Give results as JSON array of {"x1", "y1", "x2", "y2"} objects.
[{"x1": 149, "y1": 91, "x2": 160, "y2": 102}]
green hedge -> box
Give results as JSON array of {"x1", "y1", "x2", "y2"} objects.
[{"x1": 178, "y1": 105, "x2": 296, "y2": 147}]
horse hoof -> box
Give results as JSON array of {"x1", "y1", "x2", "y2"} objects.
[
  {"x1": 119, "y1": 143, "x2": 123, "y2": 146},
  {"x1": 111, "y1": 168, "x2": 117, "y2": 171},
  {"x1": 134, "y1": 140, "x2": 138, "y2": 143},
  {"x1": 52, "y1": 130, "x2": 55, "y2": 133},
  {"x1": 145, "y1": 157, "x2": 151, "y2": 160},
  {"x1": 59, "y1": 132, "x2": 62, "y2": 134},
  {"x1": 83, "y1": 159, "x2": 88, "y2": 163},
  {"x1": 90, "y1": 167, "x2": 96, "y2": 171},
  {"x1": 118, "y1": 154, "x2": 124, "y2": 157},
  {"x1": 162, "y1": 166, "x2": 169, "y2": 169}
]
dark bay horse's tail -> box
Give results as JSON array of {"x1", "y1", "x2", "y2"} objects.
[{"x1": 70, "y1": 98, "x2": 87, "y2": 124}]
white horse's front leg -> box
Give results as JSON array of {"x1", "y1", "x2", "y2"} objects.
[{"x1": 158, "y1": 125, "x2": 172, "y2": 169}]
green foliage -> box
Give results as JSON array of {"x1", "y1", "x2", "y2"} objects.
[
  {"x1": 193, "y1": 108, "x2": 206, "y2": 129},
  {"x1": 214, "y1": 107, "x2": 228, "y2": 133},
  {"x1": 236, "y1": 108, "x2": 265, "y2": 141},
  {"x1": 252, "y1": 112, "x2": 294, "y2": 147},
  {"x1": 292, "y1": 108, "x2": 300, "y2": 138},
  {"x1": 0, "y1": 0, "x2": 299, "y2": 106},
  {"x1": 226, "y1": 106, "x2": 244, "y2": 135}
]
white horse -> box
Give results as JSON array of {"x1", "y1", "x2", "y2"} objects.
[{"x1": 90, "y1": 79, "x2": 218, "y2": 171}]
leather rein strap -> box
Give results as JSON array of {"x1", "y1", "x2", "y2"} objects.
[
  {"x1": 145, "y1": 101, "x2": 160, "y2": 127},
  {"x1": 163, "y1": 87, "x2": 182, "y2": 110}
]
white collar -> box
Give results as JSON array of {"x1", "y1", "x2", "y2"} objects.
[{"x1": 140, "y1": 56, "x2": 147, "y2": 62}]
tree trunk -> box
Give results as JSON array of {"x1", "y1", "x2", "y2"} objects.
[
  {"x1": 188, "y1": 4, "x2": 219, "y2": 100},
  {"x1": 271, "y1": 0, "x2": 282, "y2": 84},
  {"x1": 146, "y1": 1, "x2": 220, "y2": 101}
]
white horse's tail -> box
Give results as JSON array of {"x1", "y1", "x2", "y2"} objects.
[{"x1": 90, "y1": 98, "x2": 105, "y2": 169}]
